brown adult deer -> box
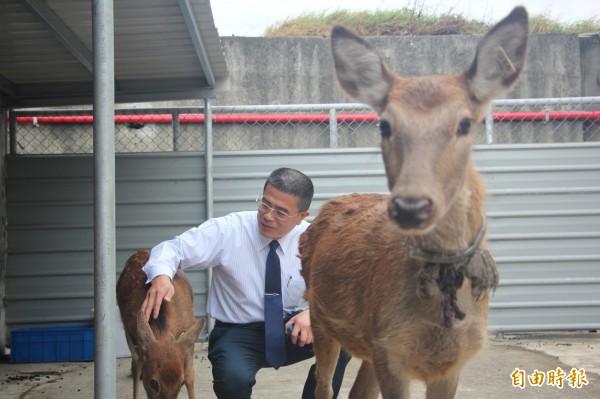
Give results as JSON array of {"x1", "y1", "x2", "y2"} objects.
[
  {"x1": 117, "y1": 250, "x2": 205, "y2": 399},
  {"x1": 300, "y1": 7, "x2": 528, "y2": 399}
]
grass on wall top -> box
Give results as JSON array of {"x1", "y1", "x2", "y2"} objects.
[{"x1": 264, "y1": 7, "x2": 600, "y2": 37}]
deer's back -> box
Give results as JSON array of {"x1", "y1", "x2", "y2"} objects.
[{"x1": 117, "y1": 250, "x2": 196, "y2": 339}]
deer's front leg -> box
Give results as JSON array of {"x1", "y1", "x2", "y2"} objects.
[
  {"x1": 426, "y1": 371, "x2": 460, "y2": 399},
  {"x1": 312, "y1": 329, "x2": 341, "y2": 399},
  {"x1": 372, "y1": 347, "x2": 409, "y2": 399},
  {"x1": 349, "y1": 360, "x2": 380, "y2": 399}
]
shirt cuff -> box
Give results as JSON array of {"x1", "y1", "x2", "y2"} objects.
[{"x1": 142, "y1": 262, "x2": 176, "y2": 284}]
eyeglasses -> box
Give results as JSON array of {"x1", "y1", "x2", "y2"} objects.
[{"x1": 256, "y1": 195, "x2": 304, "y2": 220}]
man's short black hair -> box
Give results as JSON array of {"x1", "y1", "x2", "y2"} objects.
[{"x1": 264, "y1": 168, "x2": 314, "y2": 212}]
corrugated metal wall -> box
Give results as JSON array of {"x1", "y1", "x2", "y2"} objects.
[
  {"x1": 5, "y1": 143, "x2": 600, "y2": 336},
  {"x1": 475, "y1": 144, "x2": 600, "y2": 331},
  {"x1": 6, "y1": 153, "x2": 208, "y2": 332}
]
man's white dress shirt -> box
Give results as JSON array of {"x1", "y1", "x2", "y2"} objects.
[{"x1": 142, "y1": 211, "x2": 309, "y2": 323}]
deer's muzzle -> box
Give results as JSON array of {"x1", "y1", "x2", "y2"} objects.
[{"x1": 388, "y1": 195, "x2": 433, "y2": 230}]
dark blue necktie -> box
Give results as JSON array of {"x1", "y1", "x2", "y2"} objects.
[{"x1": 264, "y1": 240, "x2": 286, "y2": 368}]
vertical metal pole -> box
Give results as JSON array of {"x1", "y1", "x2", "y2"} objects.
[
  {"x1": 172, "y1": 111, "x2": 180, "y2": 151},
  {"x1": 329, "y1": 108, "x2": 338, "y2": 148},
  {"x1": 0, "y1": 101, "x2": 7, "y2": 355},
  {"x1": 204, "y1": 98, "x2": 214, "y2": 333},
  {"x1": 204, "y1": 99, "x2": 213, "y2": 219},
  {"x1": 485, "y1": 107, "x2": 494, "y2": 144},
  {"x1": 92, "y1": 1, "x2": 116, "y2": 398},
  {"x1": 9, "y1": 111, "x2": 17, "y2": 155}
]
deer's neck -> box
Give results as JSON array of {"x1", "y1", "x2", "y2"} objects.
[{"x1": 410, "y1": 166, "x2": 486, "y2": 256}]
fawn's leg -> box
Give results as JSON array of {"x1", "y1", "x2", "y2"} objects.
[{"x1": 184, "y1": 349, "x2": 196, "y2": 399}]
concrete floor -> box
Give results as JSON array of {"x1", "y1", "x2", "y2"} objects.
[{"x1": 2, "y1": 331, "x2": 599, "y2": 398}]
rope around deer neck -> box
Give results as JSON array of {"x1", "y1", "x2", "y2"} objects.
[
  {"x1": 408, "y1": 216, "x2": 487, "y2": 328},
  {"x1": 407, "y1": 216, "x2": 487, "y2": 264}
]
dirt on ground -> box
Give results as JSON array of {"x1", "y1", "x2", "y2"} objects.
[{"x1": 1, "y1": 331, "x2": 599, "y2": 398}]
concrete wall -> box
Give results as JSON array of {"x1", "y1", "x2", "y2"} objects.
[
  {"x1": 580, "y1": 34, "x2": 600, "y2": 97},
  {"x1": 10, "y1": 33, "x2": 597, "y2": 156},
  {"x1": 213, "y1": 33, "x2": 584, "y2": 107},
  {"x1": 580, "y1": 33, "x2": 600, "y2": 141}
]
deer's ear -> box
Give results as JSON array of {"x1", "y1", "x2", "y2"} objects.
[
  {"x1": 136, "y1": 310, "x2": 156, "y2": 348},
  {"x1": 465, "y1": 7, "x2": 529, "y2": 103},
  {"x1": 176, "y1": 318, "x2": 204, "y2": 349},
  {"x1": 331, "y1": 26, "x2": 394, "y2": 114}
]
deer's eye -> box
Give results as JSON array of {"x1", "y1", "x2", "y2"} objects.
[
  {"x1": 150, "y1": 379, "x2": 160, "y2": 393},
  {"x1": 379, "y1": 120, "x2": 392, "y2": 139},
  {"x1": 457, "y1": 118, "x2": 471, "y2": 136}
]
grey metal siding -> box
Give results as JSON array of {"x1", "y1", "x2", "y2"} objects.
[
  {"x1": 5, "y1": 143, "x2": 600, "y2": 335},
  {"x1": 477, "y1": 144, "x2": 600, "y2": 331},
  {"x1": 6, "y1": 153, "x2": 208, "y2": 332},
  {"x1": 212, "y1": 149, "x2": 389, "y2": 217}
]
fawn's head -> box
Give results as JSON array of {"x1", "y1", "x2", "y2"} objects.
[
  {"x1": 135, "y1": 312, "x2": 204, "y2": 399},
  {"x1": 331, "y1": 7, "x2": 529, "y2": 234}
]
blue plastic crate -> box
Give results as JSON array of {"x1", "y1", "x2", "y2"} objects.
[{"x1": 10, "y1": 325, "x2": 94, "y2": 363}]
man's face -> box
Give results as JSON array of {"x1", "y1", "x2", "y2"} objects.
[{"x1": 257, "y1": 184, "x2": 309, "y2": 240}]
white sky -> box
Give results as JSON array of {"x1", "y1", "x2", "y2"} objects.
[{"x1": 211, "y1": 0, "x2": 599, "y2": 37}]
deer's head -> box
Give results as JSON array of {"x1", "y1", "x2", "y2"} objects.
[
  {"x1": 331, "y1": 7, "x2": 528, "y2": 234},
  {"x1": 135, "y1": 311, "x2": 204, "y2": 399}
]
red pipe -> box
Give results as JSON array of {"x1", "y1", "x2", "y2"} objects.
[
  {"x1": 14, "y1": 111, "x2": 600, "y2": 125},
  {"x1": 494, "y1": 111, "x2": 600, "y2": 121},
  {"x1": 14, "y1": 113, "x2": 378, "y2": 124}
]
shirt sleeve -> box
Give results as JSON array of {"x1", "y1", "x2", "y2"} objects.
[{"x1": 142, "y1": 216, "x2": 228, "y2": 283}]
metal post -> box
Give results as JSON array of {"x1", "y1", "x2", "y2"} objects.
[
  {"x1": 0, "y1": 101, "x2": 7, "y2": 355},
  {"x1": 204, "y1": 98, "x2": 214, "y2": 333},
  {"x1": 9, "y1": 111, "x2": 17, "y2": 155},
  {"x1": 204, "y1": 99, "x2": 213, "y2": 219},
  {"x1": 485, "y1": 107, "x2": 494, "y2": 144},
  {"x1": 92, "y1": 1, "x2": 116, "y2": 397},
  {"x1": 172, "y1": 111, "x2": 180, "y2": 151},
  {"x1": 329, "y1": 108, "x2": 338, "y2": 148}
]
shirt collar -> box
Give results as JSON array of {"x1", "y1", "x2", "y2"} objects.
[{"x1": 256, "y1": 225, "x2": 299, "y2": 256}]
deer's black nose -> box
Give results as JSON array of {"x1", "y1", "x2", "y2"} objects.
[{"x1": 388, "y1": 196, "x2": 432, "y2": 229}]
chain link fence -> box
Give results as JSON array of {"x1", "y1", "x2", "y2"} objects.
[
  {"x1": 487, "y1": 97, "x2": 600, "y2": 144},
  {"x1": 7, "y1": 97, "x2": 600, "y2": 154}
]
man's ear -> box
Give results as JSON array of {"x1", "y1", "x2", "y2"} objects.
[{"x1": 297, "y1": 210, "x2": 310, "y2": 225}]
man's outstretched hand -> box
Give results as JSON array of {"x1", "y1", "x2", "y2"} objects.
[{"x1": 141, "y1": 274, "x2": 175, "y2": 320}]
